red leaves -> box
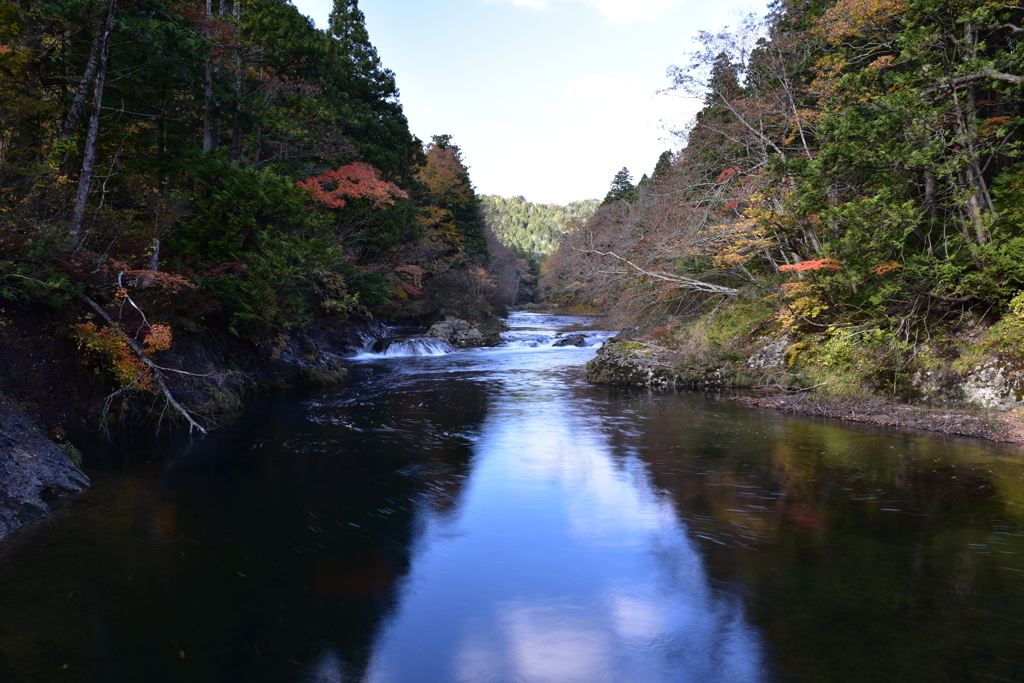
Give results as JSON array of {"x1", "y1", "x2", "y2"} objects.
[
  {"x1": 872, "y1": 260, "x2": 901, "y2": 275},
  {"x1": 174, "y1": 3, "x2": 239, "y2": 46},
  {"x1": 297, "y1": 163, "x2": 408, "y2": 209},
  {"x1": 716, "y1": 167, "x2": 741, "y2": 183},
  {"x1": 779, "y1": 258, "x2": 843, "y2": 272}
]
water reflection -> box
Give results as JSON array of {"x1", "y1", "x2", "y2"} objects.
[
  {"x1": 356, "y1": 352, "x2": 767, "y2": 682},
  {"x1": 589, "y1": 391, "x2": 1024, "y2": 683},
  {"x1": 1, "y1": 313, "x2": 1023, "y2": 682}
]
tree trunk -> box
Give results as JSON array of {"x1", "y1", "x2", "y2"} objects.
[
  {"x1": 230, "y1": 0, "x2": 242, "y2": 160},
  {"x1": 59, "y1": 0, "x2": 115, "y2": 141},
  {"x1": 202, "y1": 0, "x2": 216, "y2": 152},
  {"x1": 68, "y1": 0, "x2": 116, "y2": 246}
]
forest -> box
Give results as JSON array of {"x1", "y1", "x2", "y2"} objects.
[
  {"x1": 0, "y1": 0, "x2": 535, "y2": 428},
  {"x1": 543, "y1": 0, "x2": 1024, "y2": 399},
  {"x1": 480, "y1": 195, "x2": 599, "y2": 258},
  {"x1": 5, "y1": 0, "x2": 1024, "y2": 429}
]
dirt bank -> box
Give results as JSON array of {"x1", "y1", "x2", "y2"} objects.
[{"x1": 733, "y1": 391, "x2": 1024, "y2": 444}]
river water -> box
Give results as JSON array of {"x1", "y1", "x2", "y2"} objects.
[{"x1": 1, "y1": 312, "x2": 1023, "y2": 682}]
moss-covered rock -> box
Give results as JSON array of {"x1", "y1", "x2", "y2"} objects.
[{"x1": 586, "y1": 339, "x2": 679, "y2": 388}]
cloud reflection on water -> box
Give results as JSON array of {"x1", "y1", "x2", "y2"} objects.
[{"x1": 354, "y1": 370, "x2": 767, "y2": 682}]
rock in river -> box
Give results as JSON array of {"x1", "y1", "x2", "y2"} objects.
[
  {"x1": 427, "y1": 317, "x2": 486, "y2": 348},
  {"x1": 553, "y1": 334, "x2": 586, "y2": 347}
]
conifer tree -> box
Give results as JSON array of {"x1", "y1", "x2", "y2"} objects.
[{"x1": 603, "y1": 167, "x2": 637, "y2": 204}]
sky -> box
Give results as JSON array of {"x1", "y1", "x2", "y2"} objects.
[{"x1": 289, "y1": 0, "x2": 768, "y2": 204}]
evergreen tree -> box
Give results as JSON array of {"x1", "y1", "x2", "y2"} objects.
[
  {"x1": 603, "y1": 167, "x2": 637, "y2": 204},
  {"x1": 327, "y1": 0, "x2": 420, "y2": 182},
  {"x1": 652, "y1": 151, "x2": 673, "y2": 180}
]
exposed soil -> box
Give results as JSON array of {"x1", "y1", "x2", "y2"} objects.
[
  {"x1": 733, "y1": 390, "x2": 1024, "y2": 444},
  {"x1": 0, "y1": 306, "x2": 108, "y2": 439}
]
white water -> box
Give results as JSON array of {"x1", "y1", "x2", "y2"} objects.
[
  {"x1": 355, "y1": 337, "x2": 456, "y2": 358},
  {"x1": 355, "y1": 312, "x2": 615, "y2": 359}
]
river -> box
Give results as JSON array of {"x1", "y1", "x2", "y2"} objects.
[{"x1": 1, "y1": 312, "x2": 1023, "y2": 682}]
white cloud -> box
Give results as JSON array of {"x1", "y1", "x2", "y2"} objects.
[
  {"x1": 578, "y1": 0, "x2": 689, "y2": 22},
  {"x1": 464, "y1": 74, "x2": 700, "y2": 203},
  {"x1": 489, "y1": 0, "x2": 691, "y2": 22},
  {"x1": 499, "y1": 0, "x2": 552, "y2": 10}
]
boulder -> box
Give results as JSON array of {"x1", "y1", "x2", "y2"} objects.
[
  {"x1": 586, "y1": 339, "x2": 678, "y2": 388},
  {"x1": 427, "y1": 317, "x2": 486, "y2": 348},
  {"x1": 553, "y1": 334, "x2": 587, "y2": 348},
  {"x1": 0, "y1": 394, "x2": 90, "y2": 539}
]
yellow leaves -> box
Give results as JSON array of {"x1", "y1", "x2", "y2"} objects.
[
  {"x1": 703, "y1": 217, "x2": 775, "y2": 269},
  {"x1": 72, "y1": 321, "x2": 174, "y2": 391},
  {"x1": 790, "y1": 108, "x2": 827, "y2": 129},
  {"x1": 777, "y1": 281, "x2": 829, "y2": 332},
  {"x1": 867, "y1": 55, "x2": 895, "y2": 70},
  {"x1": 813, "y1": 0, "x2": 907, "y2": 44}
]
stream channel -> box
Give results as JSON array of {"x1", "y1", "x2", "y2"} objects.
[{"x1": 1, "y1": 312, "x2": 1024, "y2": 682}]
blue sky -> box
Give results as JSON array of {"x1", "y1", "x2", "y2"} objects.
[{"x1": 290, "y1": 0, "x2": 767, "y2": 204}]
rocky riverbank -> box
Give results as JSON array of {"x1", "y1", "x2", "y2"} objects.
[
  {"x1": 586, "y1": 332, "x2": 1024, "y2": 445},
  {"x1": 0, "y1": 392, "x2": 90, "y2": 538},
  {"x1": 0, "y1": 306, "x2": 392, "y2": 539},
  {"x1": 734, "y1": 392, "x2": 1024, "y2": 443}
]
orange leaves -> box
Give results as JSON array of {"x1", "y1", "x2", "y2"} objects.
[
  {"x1": 867, "y1": 55, "x2": 895, "y2": 70},
  {"x1": 416, "y1": 144, "x2": 472, "y2": 205},
  {"x1": 297, "y1": 162, "x2": 408, "y2": 209},
  {"x1": 174, "y1": 2, "x2": 239, "y2": 47},
  {"x1": 144, "y1": 323, "x2": 173, "y2": 353},
  {"x1": 813, "y1": 0, "x2": 907, "y2": 44},
  {"x1": 872, "y1": 260, "x2": 901, "y2": 275},
  {"x1": 73, "y1": 323, "x2": 145, "y2": 389},
  {"x1": 72, "y1": 321, "x2": 174, "y2": 391},
  {"x1": 122, "y1": 270, "x2": 196, "y2": 293},
  {"x1": 779, "y1": 258, "x2": 843, "y2": 272}
]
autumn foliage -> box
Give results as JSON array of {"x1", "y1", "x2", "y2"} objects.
[
  {"x1": 543, "y1": 0, "x2": 1024, "y2": 340},
  {"x1": 297, "y1": 163, "x2": 408, "y2": 209},
  {"x1": 779, "y1": 258, "x2": 843, "y2": 272},
  {"x1": 72, "y1": 322, "x2": 173, "y2": 391}
]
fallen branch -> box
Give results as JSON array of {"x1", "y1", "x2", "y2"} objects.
[
  {"x1": 755, "y1": 381, "x2": 829, "y2": 393},
  {"x1": 77, "y1": 293, "x2": 207, "y2": 434}
]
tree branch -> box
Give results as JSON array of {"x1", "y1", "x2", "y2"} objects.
[
  {"x1": 77, "y1": 293, "x2": 207, "y2": 434},
  {"x1": 569, "y1": 245, "x2": 740, "y2": 295}
]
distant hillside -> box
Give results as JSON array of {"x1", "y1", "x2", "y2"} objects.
[{"x1": 481, "y1": 195, "x2": 599, "y2": 257}]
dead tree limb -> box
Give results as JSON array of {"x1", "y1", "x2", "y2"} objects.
[
  {"x1": 569, "y1": 245, "x2": 741, "y2": 296},
  {"x1": 77, "y1": 293, "x2": 208, "y2": 434}
]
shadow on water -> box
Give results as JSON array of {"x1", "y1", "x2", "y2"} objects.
[
  {"x1": 591, "y1": 388, "x2": 1024, "y2": 683},
  {"x1": 0, "y1": 312, "x2": 1023, "y2": 682},
  {"x1": 0, "y1": 368, "x2": 491, "y2": 683}
]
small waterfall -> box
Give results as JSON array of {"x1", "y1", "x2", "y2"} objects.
[
  {"x1": 366, "y1": 337, "x2": 455, "y2": 357},
  {"x1": 498, "y1": 331, "x2": 612, "y2": 349}
]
